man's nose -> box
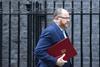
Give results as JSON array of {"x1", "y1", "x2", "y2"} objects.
[
  {"x1": 68, "y1": 19, "x2": 70, "y2": 21},
  {"x1": 67, "y1": 19, "x2": 70, "y2": 22}
]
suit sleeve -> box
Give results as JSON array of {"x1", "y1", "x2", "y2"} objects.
[{"x1": 34, "y1": 30, "x2": 57, "y2": 66}]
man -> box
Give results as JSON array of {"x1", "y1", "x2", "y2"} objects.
[{"x1": 34, "y1": 8, "x2": 72, "y2": 67}]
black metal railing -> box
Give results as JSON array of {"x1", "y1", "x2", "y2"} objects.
[
  {"x1": 0, "y1": 0, "x2": 100, "y2": 67},
  {"x1": 0, "y1": 1, "x2": 2, "y2": 67}
]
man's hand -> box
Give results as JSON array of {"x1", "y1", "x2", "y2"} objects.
[{"x1": 56, "y1": 54, "x2": 67, "y2": 67}]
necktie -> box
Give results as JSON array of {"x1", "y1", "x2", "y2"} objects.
[{"x1": 62, "y1": 30, "x2": 67, "y2": 38}]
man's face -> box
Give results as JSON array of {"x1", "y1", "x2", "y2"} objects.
[{"x1": 58, "y1": 12, "x2": 70, "y2": 28}]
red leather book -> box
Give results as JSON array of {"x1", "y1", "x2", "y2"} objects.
[{"x1": 48, "y1": 38, "x2": 77, "y2": 61}]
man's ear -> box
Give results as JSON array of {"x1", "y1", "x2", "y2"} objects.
[
  {"x1": 55, "y1": 16, "x2": 59, "y2": 20},
  {"x1": 58, "y1": 18, "x2": 61, "y2": 20}
]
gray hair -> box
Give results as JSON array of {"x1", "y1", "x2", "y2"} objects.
[{"x1": 53, "y1": 8, "x2": 66, "y2": 17}]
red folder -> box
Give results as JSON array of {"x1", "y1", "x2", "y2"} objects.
[{"x1": 48, "y1": 38, "x2": 77, "y2": 61}]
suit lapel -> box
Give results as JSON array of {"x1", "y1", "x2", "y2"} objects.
[{"x1": 52, "y1": 23, "x2": 64, "y2": 40}]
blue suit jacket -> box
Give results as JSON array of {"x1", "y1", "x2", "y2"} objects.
[{"x1": 35, "y1": 22, "x2": 72, "y2": 67}]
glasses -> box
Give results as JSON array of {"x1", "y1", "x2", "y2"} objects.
[{"x1": 58, "y1": 16, "x2": 70, "y2": 19}]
